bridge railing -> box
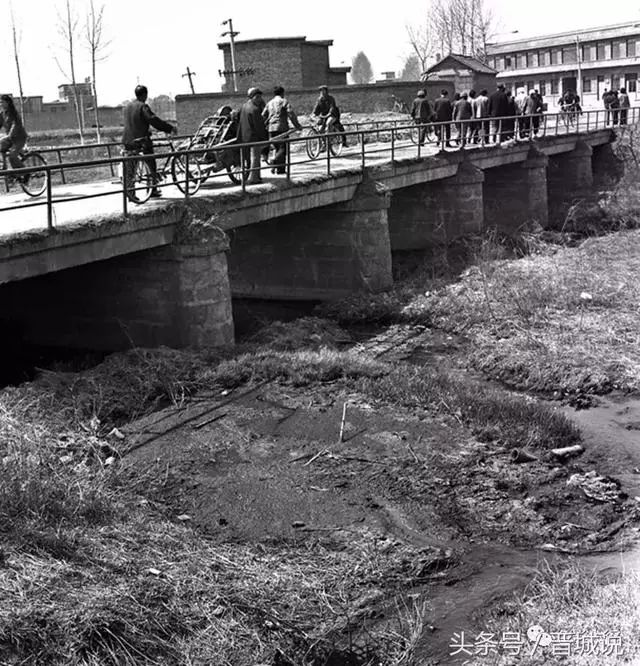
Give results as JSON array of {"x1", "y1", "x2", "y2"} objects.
[{"x1": 0, "y1": 108, "x2": 635, "y2": 233}]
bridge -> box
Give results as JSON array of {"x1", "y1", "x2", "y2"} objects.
[{"x1": 0, "y1": 110, "x2": 630, "y2": 352}]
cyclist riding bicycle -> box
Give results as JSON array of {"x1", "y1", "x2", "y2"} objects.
[
  {"x1": 0, "y1": 94, "x2": 28, "y2": 181},
  {"x1": 560, "y1": 90, "x2": 581, "y2": 113},
  {"x1": 312, "y1": 85, "x2": 348, "y2": 147}
]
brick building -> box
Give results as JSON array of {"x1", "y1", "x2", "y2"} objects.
[
  {"x1": 422, "y1": 54, "x2": 497, "y2": 92},
  {"x1": 486, "y1": 21, "x2": 640, "y2": 108},
  {"x1": 217, "y1": 36, "x2": 350, "y2": 92}
]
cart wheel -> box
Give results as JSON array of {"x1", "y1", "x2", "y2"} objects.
[
  {"x1": 125, "y1": 157, "x2": 153, "y2": 204},
  {"x1": 171, "y1": 155, "x2": 202, "y2": 195},
  {"x1": 226, "y1": 163, "x2": 242, "y2": 185}
]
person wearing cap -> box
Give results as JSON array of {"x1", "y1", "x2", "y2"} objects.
[
  {"x1": 453, "y1": 91, "x2": 473, "y2": 146},
  {"x1": 237, "y1": 87, "x2": 268, "y2": 184},
  {"x1": 263, "y1": 85, "x2": 302, "y2": 174},
  {"x1": 488, "y1": 83, "x2": 510, "y2": 143},
  {"x1": 410, "y1": 89, "x2": 432, "y2": 145},
  {"x1": 122, "y1": 84, "x2": 177, "y2": 198},
  {"x1": 312, "y1": 85, "x2": 347, "y2": 147},
  {"x1": 433, "y1": 89, "x2": 453, "y2": 147}
]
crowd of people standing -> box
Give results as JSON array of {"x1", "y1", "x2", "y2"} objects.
[
  {"x1": 603, "y1": 88, "x2": 631, "y2": 126},
  {"x1": 411, "y1": 83, "x2": 545, "y2": 146}
]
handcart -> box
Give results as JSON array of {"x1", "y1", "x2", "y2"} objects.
[{"x1": 174, "y1": 108, "x2": 242, "y2": 190}]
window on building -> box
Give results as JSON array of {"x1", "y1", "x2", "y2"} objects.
[
  {"x1": 515, "y1": 80, "x2": 525, "y2": 91},
  {"x1": 582, "y1": 44, "x2": 596, "y2": 62},
  {"x1": 553, "y1": 49, "x2": 563, "y2": 65},
  {"x1": 562, "y1": 47, "x2": 577, "y2": 64},
  {"x1": 583, "y1": 77, "x2": 592, "y2": 93},
  {"x1": 550, "y1": 79, "x2": 559, "y2": 94},
  {"x1": 627, "y1": 74, "x2": 638, "y2": 92},
  {"x1": 628, "y1": 40, "x2": 637, "y2": 57},
  {"x1": 597, "y1": 42, "x2": 611, "y2": 60},
  {"x1": 529, "y1": 52, "x2": 539, "y2": 68},
  {"x1": 611, "y1": 75, "x2": 621, "y2": 90},
  {"x1": 612, "y1": 42, "x2": 620, "y2": 59},
  {"x1": 539, "y1": 80, "x2": 547, "y2": 95},
  {"x1": 488, "y1": 57, "x2": 496, "y2": 69},
  {"x1": 516, "y1": 54, "x2": 527, "y2": 69},
  {"x1": 505, "y1": 55, "x2": 512, "y2": 69}
]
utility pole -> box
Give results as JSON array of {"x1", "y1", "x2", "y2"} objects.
[
  {"x1": 576, "y1": 34, "x2": 583, "y2": 102},
  {"x1": 221, "y1": 18, "x2": 239, "y2": 92},
  {"x1": 182, "y1": 66, "x2": 196, "y2": 94}
]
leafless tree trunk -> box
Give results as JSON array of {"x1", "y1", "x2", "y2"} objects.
[
  {"x1": 54, "y1": 0, "x2": 85, "y2": 144},
  {"x1": 85, "y1": 0, "x2": 110, "y2": 143},
  {"x1": 406, "y1": 24, "x2": 434, "y2": 73},
  {"x1": 9, "y1": 0, "x2": 25, "y2": 123}
]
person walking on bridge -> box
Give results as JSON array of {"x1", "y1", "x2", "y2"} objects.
[
  {"x1": 238, "y1": 87, "x2": 268, "y2": 184},
  {"x1": 433, "y1": 89, "x2": 453, "y2": 147},
  {"x1": 410, "y1": 89, "x2": 432, "y2": 145},
  {"x1": 488, "y1": 84, "x2": 510, "y2": 143},
  {"x1": 122, "y1": 85, "x2": 177, "y2": 198},
  {"x1": 263, "y1": 86, "x2": 302, "y2": 174}
]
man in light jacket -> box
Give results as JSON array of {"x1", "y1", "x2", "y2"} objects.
[
  {"x1": 262, "y1": 86, "x2": 302, "y2": 174},
  {"x1": 472, "y1": 89, "x2": 489, "y2": 143}
]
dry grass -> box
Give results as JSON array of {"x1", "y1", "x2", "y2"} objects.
[
  {"x1": 482, "y1": 563, "x2": 640, "y2": 665},
  {"x1": 421, "y1": 229, "x2": 640, "y2": 395}
]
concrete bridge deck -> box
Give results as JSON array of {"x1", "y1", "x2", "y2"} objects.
[{"x1": 0, "y1": 122, "x2": 624, "y2": 352}]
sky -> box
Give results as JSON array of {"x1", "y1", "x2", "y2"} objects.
[{"x1": 4, "y1": 0, "x2": 640, "y2": 106}]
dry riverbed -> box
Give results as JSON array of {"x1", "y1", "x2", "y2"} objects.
[{"x1": 2, "y1": 228, "x2": 640, "y2": 665}]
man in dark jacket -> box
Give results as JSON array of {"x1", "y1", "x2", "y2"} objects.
[
  {"x1": 237, "y1": 87, "x2": 268, "y2": 184},
  {"x1": 488, "y1": 84, "x2": 510, "y2": 143},
  {"x1": 453, "y1": 92, "x2": 473, "y2": 145},
  {"x1": 433, "y1": 89, "x2": 453, "y2": 147},
  {"x1": 313, "y1": 85, "x2": 347, "y2": 147},
  {"x1": 122, "y1": 85, "x2": 176, "y2": 197},
  {"x1": 410, "y1": 90, "x2": 432, "y2": 145}
]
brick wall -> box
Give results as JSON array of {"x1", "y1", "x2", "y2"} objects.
[
  {"x1": 23, "y1": 105, "x2": 123, "y2": 132},
  {"x1": 176, "y1": 81, "x2": 454, "y2": 133},
  {"x1": 301, "y1": 43, "x2": 332, "y2": 87},
  {"x1": 220, "y1": 41, "x2": 304, "y2": 92}
]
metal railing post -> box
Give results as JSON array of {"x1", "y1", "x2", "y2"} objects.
[
  {"x1": 122, "y1": 154, "x2": 128, "y2": 218},
  {"x1": 184, "y1": 151, "x2": 190, "y2": 199},
  {"x1": 46, "y1": 164, "x2": 53, "y2": 231},
  {"x1": 361, "y1": 131, "x2": 365, "y2": 170},
  {"x1": 554, "y1": 113, "x2": 559, "y2": 137},
  {"x1": 391, "y1": 125, "x2": 395, "y2": 161},
  {"x1": 241, "y1": 146, "x2": 246, "y2": 193},
  {"x1": 57, "y1": 149, "x2": 66, "y2": 185},
  {"x1": 286, "y1": 139, "x2": 291, "y2": 181},
  {"x1": 326, "y1": 132, "x2": 331, "y2": 175},
  {"x1": 106, "y1": 144, "x2": 116, "y2": 177}
]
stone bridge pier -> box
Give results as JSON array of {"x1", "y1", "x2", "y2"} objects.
[
  {"x1": 0, "y1": 231, "x2": 234, "y2": 351},
  {"x1": 387, "y1": 160, "x2": 484, "y2": 253},
  {"x1": 227, "y1": 179, "x2": 393, "y2": 300},
  {"x1": 483, "y1": 146, "x2": 549, "y2": 234}
]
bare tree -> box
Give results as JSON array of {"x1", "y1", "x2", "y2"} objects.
[
  {"x1": 406, "y1": 23, "x2": 434, "y2": 72},
  {"x1": 53, "y1": 0, "x2": 85, "y2": 143},
  {"x1": 412, "y1": 0, "x2": 495, "y2": 62},
  {"x1": 9, "y1": 0, "x2": 25, "y2": 122},
  {"x1": 85, "y1": 0, "x2": 111, "y2": 142}
]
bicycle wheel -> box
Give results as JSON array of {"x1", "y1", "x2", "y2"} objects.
[
  {"x1": 305, "y1": 128, "x2": 321, "y2": 160},
  {"x1": 125, "y1": 157, "x2": 153, "y2": 204},
  {"x1": 329, "y1": 132, "x2": 343, "y2": 157},
  {"x1": 171, "y1": 155, "x2": 202, "y2": 195},
  {"x1": 226, "y1": 163, "x2": 242, "y2": 185},
  {"x1": 20, "y1": 153, "x2": 48, "y2": 197},
  {"x1": 409, "y1": 125, "x2": 419, "y2": 145}
]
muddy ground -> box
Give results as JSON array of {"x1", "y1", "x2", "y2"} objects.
[{"x1": 121, "y1": 326, "x2": 640, "y2": 664}]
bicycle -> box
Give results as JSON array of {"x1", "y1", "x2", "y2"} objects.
[
  {"x1": 1, "y1": 147, "x2": 48, "y2": 197},
  {"x1": 122, "y1": 136, "x2": 201, "y2": 204},
  {"x1": 409, "y1": 119, "x2": 437, "y2": 145},
  {"x1": 391, "y1": 95, "x2": 410, "y2": 114},
  {"x1": 559, "y1": 102, "x2": 580, "y2": 129},
  {"x1": 304, "y1": 116, "x2": 344, "y2": 160}
]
